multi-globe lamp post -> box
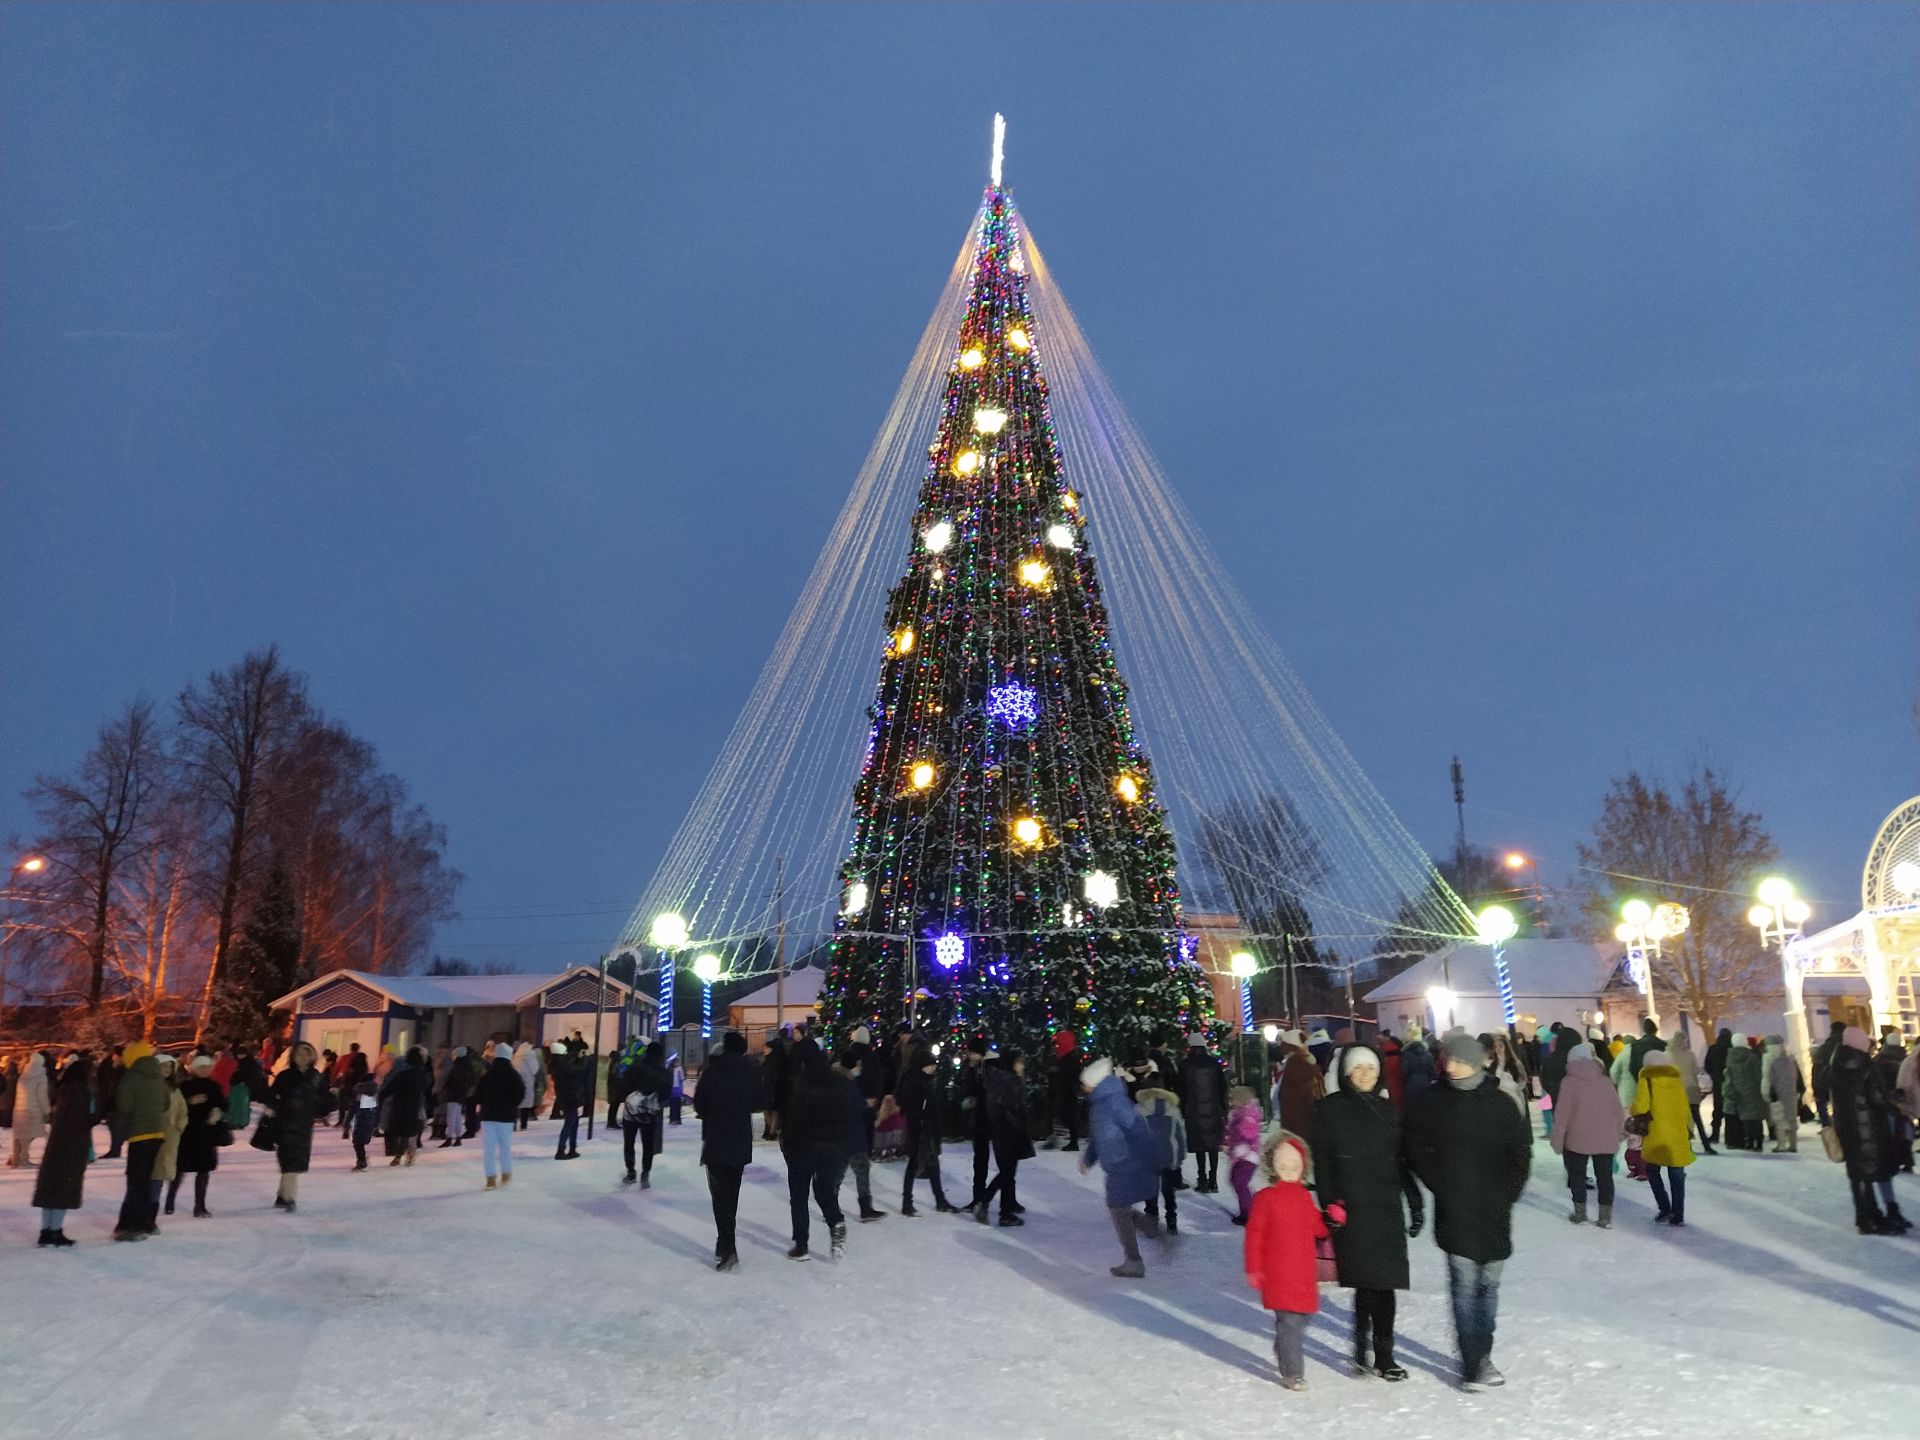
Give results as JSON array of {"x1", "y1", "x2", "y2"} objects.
[
  {"x1": 649, "y1": 911, "x2": 690, "y2": 1034},
  {"x1": 1614, "y1": 899, "x2": 1689, "y2": 1026},
  {"x1": 1748, "y1": 876, "x2": 1813, "y2": 1067},
  {"x1": 1229, "y1": 951, "x2": 1257, "y2": 1031}
]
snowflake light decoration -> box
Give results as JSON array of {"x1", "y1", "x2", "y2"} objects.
[
  {"x1": 985, "y1": 683, "x2": 1039, "y2": 729},
  {"x1": 933, "y1": 930, "x2": 967, "y2": 970}
]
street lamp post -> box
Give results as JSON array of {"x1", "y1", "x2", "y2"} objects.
[
  {"x1": 1229, "y1": 951, "x2": 1257, "y2": 1031},
  {"x1": 1614, "y1": 899, "x2": 1689, "y2": 1028},
  {"x1": 1749, "y1": 877, "x2": 1813, "y2": 1069},
  {"x1": 649, "y1": 912, "x2": 690, "y2": 1036},
  {"x1": 0, "y1": 855, "x2": 47, "y2": 1015},
  {"x1": 1502, "y1": 851, "x2": 1549, "y2": 936},
  {"x1": 692, "y1": 953, "x2": 723, "y2": 1040},
  {"x1": 1475, "y1": 905, "x2": 1520, "y2": 1027}
]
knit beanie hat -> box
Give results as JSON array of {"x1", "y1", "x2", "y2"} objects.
[
  {"x1": 1441, "y1": 1033, "x2": 1486, "y2": 1068},
  {"x1": 1079, "y1": 1057, "x2": 1114, "y2": 1090},
  {"x1": 1566, "y1": 1042, "x2": 1593, "y2": 1066},
  {"x1": 1338, "y1": 1045, "x2": 1382, "y2": 1080},
  {"x1": 1185, "y1": 1032, "x2": 1206, "y2": 1048},
  {"x1": 1843, "y1": 1026, "x2": 1871, "y2": 1053}
]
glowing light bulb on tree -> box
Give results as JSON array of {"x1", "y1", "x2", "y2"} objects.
[
  {"x1": 959, "y1": 348, "x2": 984, "y2": 370},
  {"x1": 923, "y1": 520, "x2": 952, "y2": 553},
  {"x1": 1018, "y1": 558, "x2": 1051, "y2": 588},
  {"x1": 1006, "y1": 328, "x2": 1030, "y2": 351},
  {"x1": 843, "y1": 882, "x2": 868, "y2": 916},
  {"x1": 954, "y1": 450, "x2": 982, "y2": 477},
  {"x1": 1012, "y1": 816, "x2": 1043, "y2": 847},
  {"x1": 1115, "y1": 774, "x2": 1141, "y2": 804},
  {"x1": 909, "y1": 761, "x2": 936, "y2": 791},
  {"x1": 1046, "y1": 524, "x2": 1076, "y2": 550},
  {"x1": 973, "y1": 407, "x2": 1008, "y2": 435},
  {"x1": 1083, "y1": 870, "x2": 1119, "y2": 909}
]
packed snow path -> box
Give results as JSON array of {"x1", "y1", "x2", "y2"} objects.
[{"x1": 2, "y1": 1120, "x2": 1915, "y2": 1440}]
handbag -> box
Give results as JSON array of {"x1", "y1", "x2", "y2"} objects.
[
  {"x1": 1313, "y1": 1232, "x2": 1339, "y2": 1285},
  {"x1": 212, "y1": 1118, "x2": 235, "y2": 1148},
  {"x1": 1820, "y1": 1127, "x2": 1846, "y2": 1164},
  {"x1": 250, "y1": 1112, "x2": 281, "y2": 1152}
]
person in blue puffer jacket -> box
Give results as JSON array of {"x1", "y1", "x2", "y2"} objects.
[{"x1": 1079, "y1": 1058, "x2": 1160, "y2": 1277}]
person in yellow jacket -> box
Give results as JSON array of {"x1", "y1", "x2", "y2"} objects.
[
  {"x1": 1631, "y1": 1049, "x2": 1695, "y2": 1228},
  {"x1": 112, "y1": 1041, "x2": 171, "y2": 1241}
]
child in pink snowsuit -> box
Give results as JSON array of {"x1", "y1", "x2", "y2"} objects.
[{"x1": 1226, "y1": 1086, "x2": 1263, "y2": 1224}]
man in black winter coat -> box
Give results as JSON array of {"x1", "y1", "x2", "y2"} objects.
[
  {"x1": 1177, "y1": 1038, "x2": 1228, "y2": 1192},
  {"x1": 550, "y1": 1043, "x2": 590, "y2": 1159},
  {"x1": 963, "y1": 1039, "x2": 993, "y2": 1210},
  {"x1": 438, "y1": 1049, "x2": 477, "y2": 1148},
  {"x1": 779, "y1": 1040, "x2": 849, "y2": 1260},
  {"x1": 1811, "y1": 1019, "x2": 1848, "y2": 1127},
  {"x1": 695, "y1": 1031, "x2": 761, "y2": 1268},
  {"x1": 1406, "y1": 1033, "x2": 1531, "y2": 1392}
]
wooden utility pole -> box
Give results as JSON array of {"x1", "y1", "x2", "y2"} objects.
[{"x1": 774, "y1": 857, "x2": 787, "y2": 1035}]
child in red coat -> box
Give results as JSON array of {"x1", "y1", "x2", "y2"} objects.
[{"x1": 1242, "y1": 1131, "x2": 1327, "y2": 1390}]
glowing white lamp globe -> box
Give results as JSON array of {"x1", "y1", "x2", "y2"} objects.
[
  {"x1": 1228, "y1": 951, "x2": 1258, "y2": 980},
  {"x1": 1747, "y1": 904, "x2": 1774, "y2": 929},
  {"x1": 1260, "y1": 1024, "x2": 1280, "y2": 1043},
  {"x1": 648, "y1": 912, "x2": 690, "y2": 949},
  {"x1": 1757, "y1": 876, "x2": 1794, "y2": 907},
  {"x1": 692, "y1": 953, "x2": 723, "y2": 985},
  {"x1": 1783, "y1": 899, "x2": 1812, "y2": 926},
  {"x1": 1614, "y1": 922, "x2": 1636, "y2": 944},
  {"x1": 1046, "y1": 523, "x2": 1075, "y2": 550},
  {"x1": 1475, "y1": 905, "x2": 1519, "y2": 945},
  {"x1": 1620, "y1": 898, "x2": 1653, "y2": 927}
]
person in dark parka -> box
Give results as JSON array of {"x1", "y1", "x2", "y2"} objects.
[
  {"x1": 1703, "y1": 1029, "x2": 1734, "y2": 1142},
  {"x1": 1398, "y1": 1034, "x2": 1436, "y2": 1101},
  {"x1": 1177, "y1": 1036, "x2": 1228, "y2": 1193},
  {"x1": 978, "y1": 1051, "x2": 1035, "y2": 1225},
  {"x1": 268, "y1": 1043, "x2": 324, "y2": 1212},
  {"x1": 1811, "y1": 1019, "x2": 1848, "y2": 1127},
  {"x1": 32, "y1": 1053, "x2": 94, "y2": 1247},
  {"x1": 1405, "y1": 1033, "x2": 1531, "y2": 1391},
  {"x1": 1830, "y1": 1026, "x2": 1908, "y2": 1235},
  {"x1": 170, "y1": 1054, "x2": 225, "y2": 1216},
  {"x1": 779, "y1": 1039, "x2": 849, "y2": 1260},
  {"x1": 1315, "y1": 1045, "x2": 1424, "y2": 1380},
  {"x1": 694, "y1": 1031, "x2": 761, "y2": 1269},
  {"x1": 898, "y1": 1044, "x2": 957, "y2": 1215},
  {"x1": 619, "y1": 1042, "x2": 672, "y2": 1188},
  {"x1": 378, "y1": 1049, "x2": 434, "y2": 1165}
]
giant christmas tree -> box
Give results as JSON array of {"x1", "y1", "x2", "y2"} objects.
[{"x1": 817, "y1": 160, "x2": 1216, "y2": 1064}]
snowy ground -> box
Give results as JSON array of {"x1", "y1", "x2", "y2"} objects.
[{"x1": 2, "y1": 1116, "x2": 1916, "y2": 1440}]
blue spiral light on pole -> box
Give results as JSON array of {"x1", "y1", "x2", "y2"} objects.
[
  {"x1": 1476, "y1": 906, "x2": 1520, "y2": 1027},
  {"x1": 1229, "y1": 951, "x2": 1257, "y2": 1031},
  {"x1": 649, "y1": 912, "x2": 690, "y2": 1037},
  {"x1": 693, "y1": 953, "x2": 723, "y2": 1040}
]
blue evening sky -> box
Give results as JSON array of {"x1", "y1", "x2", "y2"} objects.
[{"x1": 3, "y1": 3, "x2": 1914, "y2": 966}]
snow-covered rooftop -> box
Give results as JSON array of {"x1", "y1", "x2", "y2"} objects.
[
  {"x1": 1364, "y1": 938, "x2": 1620, "y2": 1005},
  {"x1": 726, "y1": 966, "x2": 828, "y2": 1011},
  {"x1": 273, "y1": 966, "x2": 640, "y2": 1012}
]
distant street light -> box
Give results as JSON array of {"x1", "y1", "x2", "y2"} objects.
[
  {"x1": 1750, "y1": 877, "x2": 1813, "y2": 1067},
  {"x1": 1, "y1": 854, "x2": 48, "y2": 1013}
]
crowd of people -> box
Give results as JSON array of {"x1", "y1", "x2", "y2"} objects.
[{"x1": 6, "y1": 1009, "x2": 1915, "y2": 1393}]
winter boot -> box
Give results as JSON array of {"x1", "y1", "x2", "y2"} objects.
[
  {"x1": 500, "y1": 1171, "x2": 510, "y2": 1186},
  {"x1": 715, "y1": 1252, "x2": 739, "y2": 1272},
  {"x1": 1375, "y1": 1363, "x2": 1408, "y2": 1382},
  {"x1": 402, "y1": 1148, "x2": 415, "y2": 1166},
  {"x1": 975, "y1": 1204, "x2": 992, "y2": 1225},
  {"x1": 640, "y1": 1174, "x2": 650, "y2": 1190},
  {"x1": 39, "y1": 1229, "x2": 75, "y2": 1248},
  {"x1": 1597, "y1": 1204, "x2": 1613, "y2": 1229},
  {"x1": 485, "y1": 1175, "x2": 497, "y2": 1190},
  {"x1": 830, "y1": 1223, "x2": 847, "y2": 1259},
  {"x1": 859, "y1": 1204, "x2": 885, "y2": 1222},
  {"x1": 622, "y1": 1171, "x2": 636, "y2": 1186},
  {"x1": 786, "y1": 1243, "x2": 809, "y2": 1262},
  {"x1": 1886, "y1": 1202, "x2": 1914, "y2": 1234},
  {"x1": 1569, "y1": 1199, "x2": 1589, "y2": 1224},
  {"x1": 389, "y1": 1156, "x2": 402, "y2": 1167},
  {"x1": 1062, "y1": 1140, "x2": 1080, "y2": 1153},
  {"x1": 1110, "y1": 1258, "x2": 1145, "y2": 1278}
]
